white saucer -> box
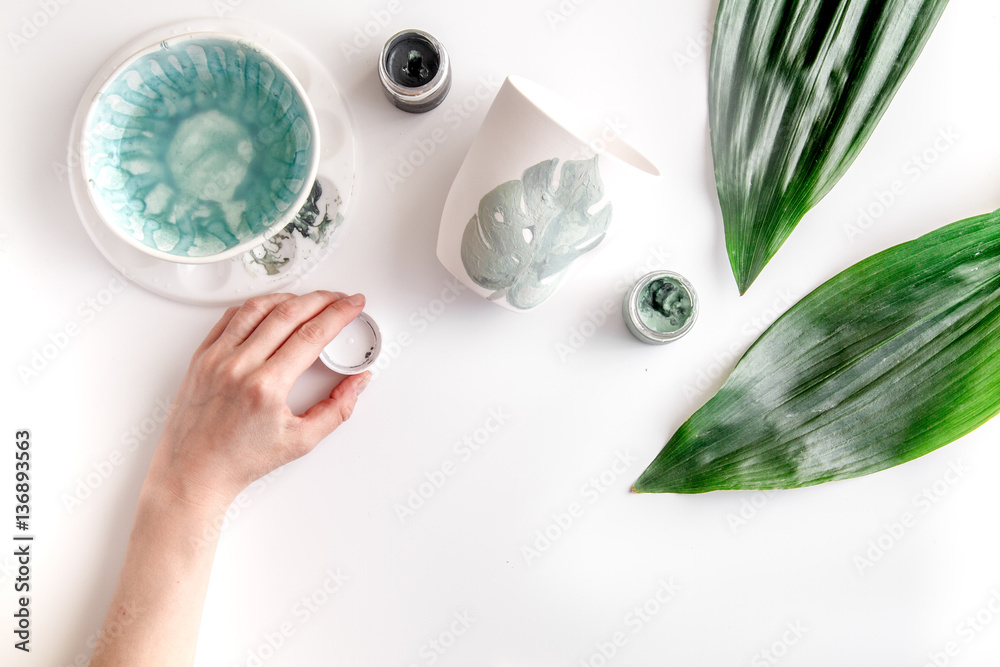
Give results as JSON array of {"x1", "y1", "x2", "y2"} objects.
[{"x1": 68, "y1": 18, "x2": 357, "y2": 306}]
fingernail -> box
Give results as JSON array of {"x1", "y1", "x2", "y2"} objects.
[
  {"x1": 346, "y1": 293, "x2": 365, "y2": 307},
  {"x1": 355, "y1": 373, "x2": 372, "y2": 396}
]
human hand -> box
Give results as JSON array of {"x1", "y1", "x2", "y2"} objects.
[{"x1": 144, "y1": 290, "x2": 371, "y2": 511}]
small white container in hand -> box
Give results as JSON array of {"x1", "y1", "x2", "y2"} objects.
[{"x1": 320, "y1": 312, "x2": 381, "y2": 375}]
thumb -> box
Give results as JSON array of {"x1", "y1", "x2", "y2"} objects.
[{"x1": 298, "y1": 372, "x2": 371, "y2": 443}]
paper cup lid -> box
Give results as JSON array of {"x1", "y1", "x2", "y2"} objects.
[{"x1": 320, "y1": 312, "x2": 381, "y2": 374}]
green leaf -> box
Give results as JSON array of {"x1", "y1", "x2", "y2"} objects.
[
  {"x1": 460, "y1": 157, "x2": 612, "y2": 310},
  {"x1": 710, "y1": 0, "x2": 949, "y2": 294},
  {"x1": 633, "y1": 209, "x2": 1000, "y2": 493}
]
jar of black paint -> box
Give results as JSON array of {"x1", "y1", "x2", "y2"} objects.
[{"x1": 378, "y1": 29, "x2": 452, "y2": 113}]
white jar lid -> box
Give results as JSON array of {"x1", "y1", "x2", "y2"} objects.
[{"x1": 320, "y1": 312, "x2": 382, "y2": 374}]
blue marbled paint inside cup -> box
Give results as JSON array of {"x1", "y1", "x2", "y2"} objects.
[{"x1": 84, "y1": 35, "x2": 316, "y2": 259}]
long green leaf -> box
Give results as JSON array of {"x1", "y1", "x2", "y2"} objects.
[
  {"x1": 711, "y1": 0, "x2": 949, "y2": 294},
  {"x1": 634, "y1": 209, "x2": 1000, "y2": 493}
]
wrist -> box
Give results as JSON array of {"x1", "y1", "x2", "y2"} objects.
[
  {"x1": 142, "y1": 431, "x2": 245, "y2": 515},
  {"x1": 138, "y1": 465, "x2": 235, "y2": 525},
  {"x1": 128, "y1": 473, "x2": 233, "y2": 569}
]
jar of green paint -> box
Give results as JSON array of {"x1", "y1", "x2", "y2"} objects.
[{"x1": 623, "y1": 271, "x2": 698, "y2": 344}]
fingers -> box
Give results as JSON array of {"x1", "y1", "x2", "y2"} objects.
[
  {"x1": 219, "y1": 293, "x2": 298, "y2": 346},
  {"x1": 297, "y1": 372, "x2": 371, "y2": 446},
  {"x1": 240, "y1": 291, "x2": 347, "y2": 361},
  {"x1": 267, "y1": 293, "x2": 366, "y2": 381}
]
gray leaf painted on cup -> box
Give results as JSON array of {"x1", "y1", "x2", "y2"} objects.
[{"x1": 460, "y1": 156, "x2": 612, "y2": 310}]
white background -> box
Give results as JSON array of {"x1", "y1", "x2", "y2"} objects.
[{"x1": 3, "y1": 1, "x2": 1000, "y2": 666}]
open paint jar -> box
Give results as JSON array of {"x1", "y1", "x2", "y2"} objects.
[
  {"x1": 623, "y1": 271, "x2": 698, "y2": 344},
  {"x1": 378, "y1": 29, "x2": 452, "y2": 112},
  {"x1": 320, "y1": 312, "x2": 382, "y2": 374}
]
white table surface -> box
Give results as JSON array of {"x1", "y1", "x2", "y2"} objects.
[{"x1": 4, "y1": 1, "x2": 1000, "y2": 665}]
